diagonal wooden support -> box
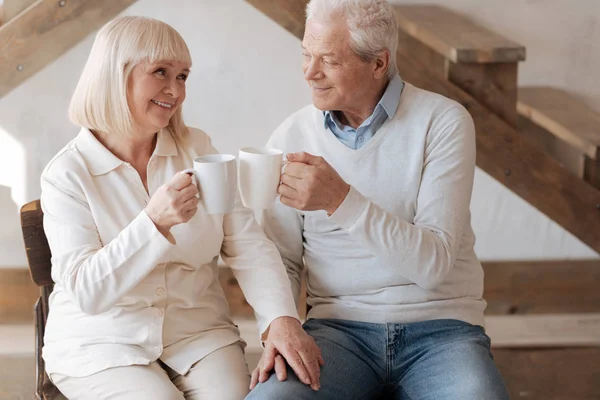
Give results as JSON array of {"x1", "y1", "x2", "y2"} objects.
[
  {"x1": 0, "y1": 0, "x2": 137, "y2": 98},
  {"x1": 0, "y1": 0, "x2": 37, "y2": 25},
  {"x1": 245, "y1": 0, "x2": 600, "y2": 254}
]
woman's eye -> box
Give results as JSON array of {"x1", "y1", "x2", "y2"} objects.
[
  {"x1": 154, "y1": 68, "x2": 166, "y2": 76},
  {"x1": 177, "y1": 74, "x2": 188, "y2": 81}
]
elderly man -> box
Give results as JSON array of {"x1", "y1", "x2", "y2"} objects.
[{"x1": 246, "y1": 0, "x2": 509, "y2": 399}]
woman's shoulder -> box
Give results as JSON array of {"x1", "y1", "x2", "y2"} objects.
[
  {"x1": 176, "y1": 126, "x2": 216, "y2": 154},
  {"x1": 41, "y1": 138, "x2": 87, "y2": 186}
]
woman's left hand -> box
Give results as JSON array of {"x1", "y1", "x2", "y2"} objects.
[{"x1": 249, "y1": 317, "x2": 324, "y2": 391}]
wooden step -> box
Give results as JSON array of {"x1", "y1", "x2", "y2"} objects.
[
  {"x1": 518, "y1": 87, "x2": 600, "y2": 188},
  {"x1": 394, "y1": 4, "x2": 525, "y2": 64},
  {"x1": 394, "y1": 4, "x2": 526, "y2": 127}
]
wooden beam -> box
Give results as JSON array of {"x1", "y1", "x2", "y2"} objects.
[
  {"x1": 245, "y1": 0, "x2": 600, "y2": 254},
  {"x1": 0, "y1": 0, "x2": 36, "y2": 24},
  {"x1": 0, "y1": 0, "x2": 137, "y2": 98},
  {"x1": 518, "y1": 117, "x2": 586, "y2": 179},
  {"x1": 483, "y1": 260, "x2": 600, "y2": 315},
  {"x1": 487, "y1": 314, "x2": 600, "y2": 348},
  {"x1": 245, "y1": 0, "x2": 307, "y2": 40},
  {"x1": 493, "y1": 348, "x2": 600, "y2": 400}
]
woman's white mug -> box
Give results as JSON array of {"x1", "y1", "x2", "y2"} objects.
[
  {"x1": 238, "y1": 147, "x2": 283, "y2": 210},
  {"x1": 182, "y1": 154, "x2": 237, "y2": 215}
]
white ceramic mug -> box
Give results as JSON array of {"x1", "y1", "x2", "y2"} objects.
[
  {"x1": 238, "y1": 147, "x2": 283, "y2": 210},
  {"x1": 182, "y1": 154, "x2": 237, "y2": 215}
]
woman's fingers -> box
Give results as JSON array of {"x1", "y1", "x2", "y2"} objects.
[
  {"x1": 249, "y1": 366, "x2": 260, "y2": 390},
  {"x1": 274, "y1": 354, "x2": 288, "y2": 382}
]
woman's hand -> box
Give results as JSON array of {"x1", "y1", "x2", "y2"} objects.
[
  {"x1": 250, "y1": 317, "x2": 324, "y2": 391},
  {"x1": 145, "y1": 172, "x2": 199, "y2": 237}
]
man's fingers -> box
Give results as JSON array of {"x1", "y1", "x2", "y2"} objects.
[
  {"x1": 280, "y1": 173, "x2": 301, "y2": 190},
  {"x1": 278, "y1": 183, "x2": 297, "y2": 199},
  {"x1": 282, "y1": 162, "x2": 310, "y2": 179},
  {"x1": 249, "y1": 367, "x2": 259, "y2": 390},
  {"x1": 274, "y1": 355, "x2": 288, "y2": 382},
  {"x1": 279, "y1": 195, "x2": 301, "y2": 210},
  {"x1": 287, "y1": 152, "x2": 321, "y2": 166}
]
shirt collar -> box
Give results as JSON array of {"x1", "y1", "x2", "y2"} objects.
[
  {"x1": 75, "y1": 127, "x2": 178, "y2": 176},
  {"x1": 323, "y1": 74, "x2": 404, "y2": 129}
]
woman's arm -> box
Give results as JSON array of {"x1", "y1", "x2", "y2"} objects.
[{"x1": 41, "y1": 177, "x2": 173, "y2": 315}]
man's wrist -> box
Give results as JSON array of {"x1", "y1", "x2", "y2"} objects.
[{"x1": 327, "y1": 183, "x2": 351, "y2": 215}]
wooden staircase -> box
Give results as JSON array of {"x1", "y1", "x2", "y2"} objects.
[
  {"x1": 247, "y1": 0, "x2": 600, "y2": 256},
  {"x1": 245, "y1": 1, "x2": 600, "y2": 399},
  {"x1": 0, "y1": 0, "x2": 137, "y2": 98}
]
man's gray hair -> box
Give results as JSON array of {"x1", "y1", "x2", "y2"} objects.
[{"x1": 306, "y1": 0, "x2": 398, "y2": 80}]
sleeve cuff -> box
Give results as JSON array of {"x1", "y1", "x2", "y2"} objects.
[
  {"x1": 258, "y1": 310, "x2": 301, "y2": 342},
  {"x1": 328, "y1": 186, "x2": 369, "y2": 230},
  {"x1": 138, "y1": 210, "x2": 174, "y2": 259}
]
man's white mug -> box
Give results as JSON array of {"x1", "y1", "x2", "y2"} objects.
[
  {"x1": 182, "y1": 154, "x2": 237, "y2": 215},
  {"x1": 238, "y1": 147, "x2": 283, "y2": 210}
]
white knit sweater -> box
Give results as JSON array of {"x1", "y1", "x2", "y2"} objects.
[{"x1": 262, "y1": 83, "x2": 486, "y2": 327}]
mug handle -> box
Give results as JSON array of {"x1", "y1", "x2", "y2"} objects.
[{"x1": 180, "y1": 168, "x2": 200, "y2": 198}]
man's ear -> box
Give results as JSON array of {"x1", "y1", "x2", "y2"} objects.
[{"x1": 373, "y1": 49, "x2": 391, "y2": 79}]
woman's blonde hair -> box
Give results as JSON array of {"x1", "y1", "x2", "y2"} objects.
[{"x1": 69, "y1": 16, "x2": 192, "y2": 137}]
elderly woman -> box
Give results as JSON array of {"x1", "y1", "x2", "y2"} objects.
[{"x1": 40, "y1": 16, "x2": 321, "y2": 400}]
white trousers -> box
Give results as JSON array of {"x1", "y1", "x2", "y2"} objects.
[{"x1": 51, "y1": 342, "x2": 250, "y2": 400}]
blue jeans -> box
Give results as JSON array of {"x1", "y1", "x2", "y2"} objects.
[{"x1": 246, "y1": 318, "x2": 509, "y2": 400}]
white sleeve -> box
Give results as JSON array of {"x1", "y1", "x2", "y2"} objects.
[{"x1": 41, "y1": 177, "x2": 173, "y2": 315}]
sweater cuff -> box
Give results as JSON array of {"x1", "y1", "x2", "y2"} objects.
[{"x1": 328, "y1": 186, "x2": 368, "y2": 230}]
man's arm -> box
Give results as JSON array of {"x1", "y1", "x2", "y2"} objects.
[{"x1": 280, "y1": 113, "x2": 476, "y2": 290}]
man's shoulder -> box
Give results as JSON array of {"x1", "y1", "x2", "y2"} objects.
[
  {"x1": 402, "y1": 83, "x2": 470, "y2": 122},
  {"x1": 268, "y1": 104, "x2": 321, "y2": 148}
]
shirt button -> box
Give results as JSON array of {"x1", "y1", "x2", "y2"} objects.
[
  {"x1": 156, "y1": 287, "x2": 166, "y2": 296},
  {"x1": 154, "y1": 308, "x2": 163, "y2": 318},
  {"x1": 154, "y1": 346, "x2": 163, "y2": 354},
  {"x1": 358, "y1": 136, "x2": 364, "y2": 142}
]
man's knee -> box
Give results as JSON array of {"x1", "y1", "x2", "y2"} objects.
[{"x1": 245, "y1": 375, "x2": 314, "y2": 400}]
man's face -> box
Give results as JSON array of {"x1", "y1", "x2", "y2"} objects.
[{"x1": 302, "y1": 16, "x2": 378, "y2": 113}]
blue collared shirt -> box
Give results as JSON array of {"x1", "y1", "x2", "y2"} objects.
[{"x1": 324, "y1": 75, "x2": 404, "y2": 149}]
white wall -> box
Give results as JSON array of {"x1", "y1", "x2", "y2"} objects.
[{"x1": 0, "y1": 0, "x2": 597, "y2": 268}]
